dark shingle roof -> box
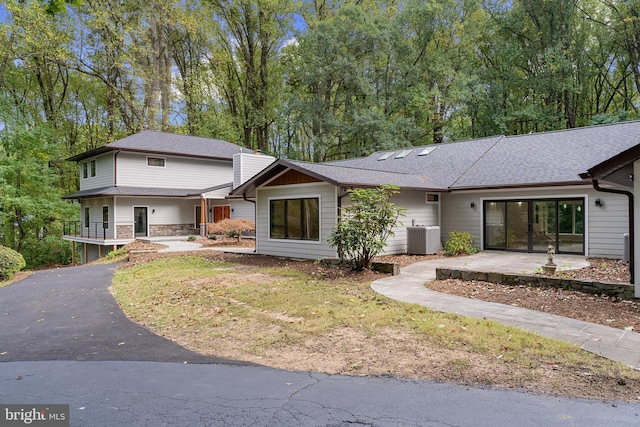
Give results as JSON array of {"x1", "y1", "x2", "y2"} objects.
[
  {"x1": 63, "y1": 186, "x2": 205, "y2": 199},
  {"x1": 331, "y1": 136, "x2": 503, "y2": 188},
  {"x1": 233, "y1": 121, "x2": 640, "y2": 197},
  {"x1": 288, "y1": 161, "x2": 443, "y2": 190},
  {"x1": 453, "y1": 121, "x2": 640, "y2": 188},
  {"x1": 67, "y1": 131, "x2": 251, "y2": 162},
  {"x1": 307, "y1": 121, "x2": 640, "y2": 190}
]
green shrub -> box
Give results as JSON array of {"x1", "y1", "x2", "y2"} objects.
[
  {"x1": 106, "y1": 247, "x2": 128, "y2": 260},
  {"x1": 328, "y1": 185, "x2": 406, "y2": 270},
  {"x1": 21, "y1": 236, "x2": 73, "y2": 268},
  {"x1": 0, "y1": 246, "x2": 26, "y2": 280},
  {"x1": 444, "y1": 231, "x2": 479, "y2": 256},
  {"x1": 187, "y1": 235, "x2": 197, "y2": 242}
]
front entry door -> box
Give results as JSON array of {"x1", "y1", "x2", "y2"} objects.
[
  {"x1": 213, "y1": 205, "x2": 231, "y2": 222},
  {"x1": 484, "y1": 199, "x2": 584, "y2": 254},
  {"x1": 134, "y1": 207, "x2": 148, "y2": 237}
]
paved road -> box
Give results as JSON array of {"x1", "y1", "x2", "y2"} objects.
[
  {"x1": 2, "y1": 361, "x2": 639, "y2": 427},
  {"x1": 1, "y1": 264, "x2": 639, "y2": 426},
  {"x1": 0, "y1": 264, "x2": 231, "y2": 364}
]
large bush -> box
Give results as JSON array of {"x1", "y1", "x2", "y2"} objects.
[
  {"x1": 328, "y1": 185, "x2": 406, "y2": 270},
  {"x1": 21, "y1": 236, "x2": 74, "y2": 268},
  {"x1": 0, "y1": 245, "x2": 26, "y2": 280}
]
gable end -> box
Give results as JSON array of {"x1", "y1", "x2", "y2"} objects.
[{"x1": 267, "y1": 169, "x2": 322, "y2": 186}]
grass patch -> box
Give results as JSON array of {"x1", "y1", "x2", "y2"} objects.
[{"x1": 111, "y1": 254, "x2": 640, "y2": 400}]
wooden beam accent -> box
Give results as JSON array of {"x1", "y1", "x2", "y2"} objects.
[
  {"x1": 200, "y1": 198, "x2": 207, "y2": 236},
  {"x1": 267, "y1": 169, "x2": 321, "y2": 186}
]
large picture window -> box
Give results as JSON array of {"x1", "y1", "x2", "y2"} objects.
[{"x1": 270, "y1": 198, "x2": 319, "y2": 241}]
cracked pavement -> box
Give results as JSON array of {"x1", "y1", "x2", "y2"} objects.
[{"x1": 1, "y1": 265, "x2": 639, "y2": 426}]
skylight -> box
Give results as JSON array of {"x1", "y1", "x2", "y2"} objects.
[
  {"x1": 378, "y1": 151, "x2": 395, "y2": 161},
  {"x1": 418, "y1": 146, "x2": 437, "y2": 156},
  {"x1": 395, "y1": 149, "x2": 413, "y2": 159}
]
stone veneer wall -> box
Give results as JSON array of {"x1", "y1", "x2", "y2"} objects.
[
  {"x1": 116, "y1": 225, "x2": 133, "y2": 239},
  {"x1": 150, "y1": 224, "x2": 199, "y2": 237},
  {"x1": 435, "y1": 268, "x2": 636, "y2": 300}
]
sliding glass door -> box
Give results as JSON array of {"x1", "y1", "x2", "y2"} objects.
[{"x1": 484, "y1": 198, "x2": 584, "y2": 254}]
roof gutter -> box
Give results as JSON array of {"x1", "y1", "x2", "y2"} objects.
[
  {"x1": 243, "y1": 193, "x2": 257, "y2": 253},
  {"x1": 114, "y1": 149, "x2": 121, "y2": 186},
  {"x1": 591, "y1": 179, "x2": 634, "y2": 283}
]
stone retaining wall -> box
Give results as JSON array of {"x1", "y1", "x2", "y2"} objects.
[{"x1": 435, "y1": 268, "x2": 635, "y2": 300}]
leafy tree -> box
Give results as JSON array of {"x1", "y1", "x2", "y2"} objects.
[
  {"x1": 328, "y1": 185, "x2": 406, "y2": 271},
  {"x1": 0, "y1": 118, "x2": 76, "y2": 265},
  {"x1": 205, "y1": 0, "x2": 293, "y2": 152}
]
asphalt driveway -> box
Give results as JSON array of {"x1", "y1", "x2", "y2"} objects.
[{"x1": 0, "y1": 264, "x2": 235, "y2": 364}]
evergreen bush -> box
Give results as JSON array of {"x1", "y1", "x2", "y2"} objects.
[
  {"x1": 0, "y1": 246, "x2": 26, "y2": 280},
  {"x1": 443, "y1": 231, "x2": 479, "y2": 256}
]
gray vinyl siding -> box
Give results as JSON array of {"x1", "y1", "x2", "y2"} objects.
[
  {"x1": 587, "y1": 191, "x2": 629, "y2": 258},
  {"x1": 116, "y1": 152, "x2": 233, "y2": 188},
  {"x1": 228, "y1": 200, "x2": 256, "y2": 222},
  {"x1": 79, "y1": 153, "x2": 114, "y2": 191},
  {"x1": 440, "y1": 192, "x2": 483, "y2": 247},
  {"x1": 233, "y1": 153, "x2": 276, "y2": 188},
  {"x1": 115, "y1": 197, "x2": 200, "y2": 228},
  {"x1": 256, "y1": 182, "x2": 338, "y2": 260},
  {"x1": 440, "y1": 186, "x2": 629, "y2": 258}
]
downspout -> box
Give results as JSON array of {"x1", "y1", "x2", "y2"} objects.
[
  {"x1": 243, "y1": 193, "x2": 257, "y2": 253},
  {"x1": 337, "y1": 187, "x2": 350, "y2": 260},
  {"x1": 113, "y1": 149, "x2": 121, "y2": 186},
  {"x1": 591, "y1": 179, "x2": 634, "y2": 283}
]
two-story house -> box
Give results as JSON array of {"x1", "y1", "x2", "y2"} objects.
[{"x1": 63, "y1": 131, "x2": 274, "y2": 262}]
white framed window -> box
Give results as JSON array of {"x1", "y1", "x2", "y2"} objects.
[
  {"x1": 84, "y1": 207, "x2": 90, "y2": 227},
  {"x1": 90, "y1": 159, "x2": 96, "y2": 177},
  {"x1": 82, "y1": 162, "x2": 88, "y2": 179},
  {"x1": 147, "y1": 156, "x2": 166, "y2": 167}
]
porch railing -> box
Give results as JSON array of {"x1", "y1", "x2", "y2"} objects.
[{"x1": 63, "y1": 221, "x2": 132, "y2": 240}]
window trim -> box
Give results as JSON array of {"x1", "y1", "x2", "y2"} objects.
[
  {"x1": 147, "y1": 156, "x2": 166, "y2": 167},
  {"x1": 82, "y1": 162, "x2": 88, "y2": 179},
  {"x1": 90, "y1": 159, "x2": 96, "y2": 177},
  {"x1": 84, "y1": 207, "x2": 90, "y2": 228},
  {"x1": 268, "y1": 196, "x2": 321, "y2": 242}
]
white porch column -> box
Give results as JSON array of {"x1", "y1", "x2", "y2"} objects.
[{"x1": 634, "y1": 161, "x2": 640, "y2": 297}]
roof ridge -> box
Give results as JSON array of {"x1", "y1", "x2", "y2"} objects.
[
  {"x1": 501, "y1": 119, "x2": 640, "y2": 140},
  {"x1": 291, "y1": 159, "x2": 422, "y2": 177}
]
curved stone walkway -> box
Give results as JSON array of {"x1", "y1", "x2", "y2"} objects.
[{"x1": 371, "y1": 252, "x2": 640, "y2": 369}]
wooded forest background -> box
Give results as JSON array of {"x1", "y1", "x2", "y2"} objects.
[{"x1": 2, "y1": 0, "x2": 640, "y2": 266}]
